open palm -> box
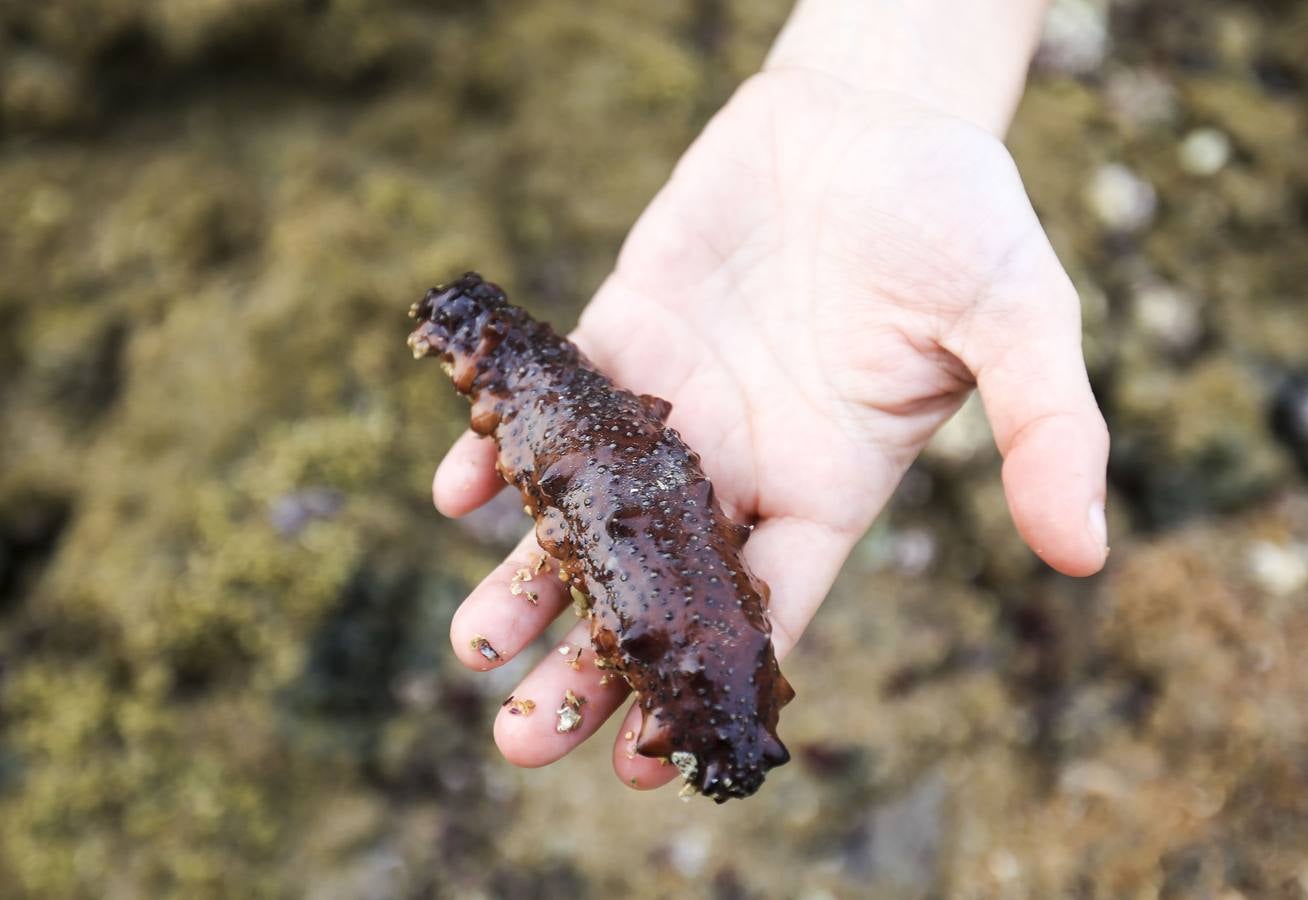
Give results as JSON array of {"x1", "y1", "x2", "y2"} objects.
[{"x1": 437, "y1": 69, "x2": 1108, "y2": 793}]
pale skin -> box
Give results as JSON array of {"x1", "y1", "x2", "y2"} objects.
[{"x1": 437, "y1": 0, "x2": 1108, "y2": 792}]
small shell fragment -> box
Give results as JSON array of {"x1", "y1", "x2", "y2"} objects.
[
  {"x1": 505, "y1": 697, "x2": 536, "y2": 716},
  {"x1": 556, "y1": 689, "x2": 586, "y2": 733},
  {"x1": 670, "y1": 751, "x2": 699, "y2": 783},
  {"x1": 470, "y1": 635, "x2": 500, "y2": 662},
  {"x1": 407, "y1": 332, "x2": 431, "y2": 359},
  {"x1": 509, "y1": 569, "x2": 540, "y2": 605}
]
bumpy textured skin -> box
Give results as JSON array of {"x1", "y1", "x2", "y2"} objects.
[{"x1": 408, "y1": 273, "x2": 793, "y2": 801}]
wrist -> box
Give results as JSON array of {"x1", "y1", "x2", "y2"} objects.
[{"x1": 765, "y1": 0, "x2": 1049, "y2": 136}]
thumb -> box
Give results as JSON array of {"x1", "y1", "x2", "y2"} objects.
[{"x1": 949, "y1": 237, "x2": 1110, "y2": 577}]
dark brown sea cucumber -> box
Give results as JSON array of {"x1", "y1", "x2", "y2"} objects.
[{"x1": 407, "y1": 272, "x2": 793, "y2": 801}]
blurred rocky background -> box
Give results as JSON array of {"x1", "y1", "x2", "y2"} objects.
[{"x1": 1, "y1": 0, "x2": 1305, "y2": 897}]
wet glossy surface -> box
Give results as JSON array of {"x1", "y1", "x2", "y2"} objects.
[{"x1": 409, "y1": 273, "x2": 793, "y2": 801}]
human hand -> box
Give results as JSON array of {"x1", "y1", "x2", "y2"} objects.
[{"x1": 435, "y1": 14, "x2": 1108, "y2": 795}]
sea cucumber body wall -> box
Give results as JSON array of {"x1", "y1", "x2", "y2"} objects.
[{"x1": 409, "y1": 273, "x2": 793, "y2": 801}]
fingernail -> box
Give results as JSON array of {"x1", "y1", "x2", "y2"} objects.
[{"x1": 1088, "y1": 502, "x2": 1108, "y2": 552}]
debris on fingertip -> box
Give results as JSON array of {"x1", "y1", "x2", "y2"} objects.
[
  {"x1": 505, "y1": 696, "x2": 536, "y2": 716},
  {"x1": 556, "y1": 689, "x2": 585, "y2": 733},
  {"x1": 470, "y1": 635, "x2": 500, "y2": 663}
]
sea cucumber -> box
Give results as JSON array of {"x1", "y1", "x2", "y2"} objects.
[{"x1": 407, "y1": 272, "x2": 793, "y2": 801}]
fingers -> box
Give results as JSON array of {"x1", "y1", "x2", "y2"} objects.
[
  {"x1": 433, "y1": 430, "x2": 502, "y2": 517},
  {"x1": 450, "y1": 531, "x2": 638, "y2": 770},
  {"x1": 448, "y1": 531, "x2": 571, "y2": 670},
  {"x1": 951, "y1": 238, "x2": 1110, "y2": 577},
  {"x1": 493, "y1": 618, "x2": 633, "y2": 768}
]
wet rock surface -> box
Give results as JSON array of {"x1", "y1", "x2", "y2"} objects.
[{"x1": 1, "y1": 0, "x2": 1306, "y2": 897}]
